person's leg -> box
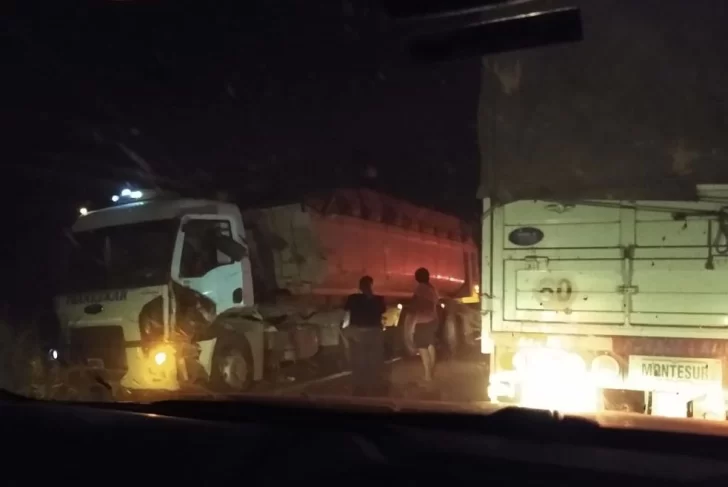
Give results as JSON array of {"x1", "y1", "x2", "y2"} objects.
[
  {"x1": 422, "y1": 320, "x2": 438, "y2": 381},
  {"x1": 428, "y1": 344, "x2": 436, "y2": 377},
  {"x1": 359, "y1": 327, "x2": 380, "y2": 397},
  {"x1": 370, "y1": 328, "x2": 388, "y2": 396},
  {"x1": 347, "y1": 328, "x2": 366, "y2": 396},
  {"x1": 418, "y1": 347, "x2": 432, "y2": 381},
  {"x1": 340, "y1": 328, "x2": 351, "y2": 367},
  {"x1": 414, "y1": 322, "x2": 432, "y2": 381}
]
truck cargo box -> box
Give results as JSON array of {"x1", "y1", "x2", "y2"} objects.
[
  {"x1": 484, "y1": 185, "x2": 728, "y2": 339},
  {"x1": 243, "y1": 188, "x2": 479, "y2": 300}
]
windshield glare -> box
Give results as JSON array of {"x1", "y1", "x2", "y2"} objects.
[
  {"x1": 5, "y1": 0, "x2": 728, "y2": 431},
  {"x1": 61, "y1": 219, "x2": 178, "y2": 293}
]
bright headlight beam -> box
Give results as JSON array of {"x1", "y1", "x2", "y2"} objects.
[{"x1": 154, "y1": 351, "x2": 167, "y2": 366}]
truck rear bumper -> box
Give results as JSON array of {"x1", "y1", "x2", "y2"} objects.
[
  {"x1": 489, "y1": 369, "x2": 727, "y2": 420},
  {"x1": 487, "y1": 333, "x2": 728, "y2": 419}
]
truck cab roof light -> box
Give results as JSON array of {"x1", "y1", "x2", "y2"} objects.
[{"x1": 112, "y1": 189, "x2": 146, "y2": 204}]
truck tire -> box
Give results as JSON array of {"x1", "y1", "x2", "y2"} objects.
[
  {"x1": 209, "y1": 332, "x2": 255, "y2": 393},
  {"x1": 397, "y1": 308, "x2": 417, "y2": 357}
]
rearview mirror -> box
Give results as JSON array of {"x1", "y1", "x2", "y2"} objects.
[
  {"x1": 408, "y1": 6, "x2": 582, "y2": 62},
  {"x1": 215, "y1": 236, "x2": 247, "y2": 262}
]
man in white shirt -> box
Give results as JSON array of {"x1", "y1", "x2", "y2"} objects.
[{"x1": 410, "y1": 267, "x2": 439, "y2": 383}]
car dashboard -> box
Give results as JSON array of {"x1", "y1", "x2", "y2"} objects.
[{"x1": 2, "y1": 394, "x2": 728, "y2": 486}]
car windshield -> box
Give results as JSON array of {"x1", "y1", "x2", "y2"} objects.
[
  {"x1": 4, "y1": 0, "x2": 728, "y2": 431},
  {"x1": 60, "y1": 219, "x2": 179, "y2": 293}
]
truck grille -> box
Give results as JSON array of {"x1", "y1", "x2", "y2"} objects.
[{"x1": 69, "y1": 326, "x2": 128, "y2": 371}]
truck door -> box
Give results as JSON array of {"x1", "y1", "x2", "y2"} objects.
[
  {"x1": 171, "y1": 215, "x2": 246, "y2": 315},
  {"x1": 497, "y1": 200, "x2": 728, "y2": 334},
  {"x1": 496, "y1": 201, "x2": 627, "y2": 332},
  {"x1": 630, "y1": 205, "x2": 728, "y2": 329}
]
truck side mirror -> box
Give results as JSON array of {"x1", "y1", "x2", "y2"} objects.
[{"x1": 215, "y1": 236, "x2": 247, "y2": 262}]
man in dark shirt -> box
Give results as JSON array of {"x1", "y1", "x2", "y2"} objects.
[{"x1": 343, "y1": 276, "x2": 387, "y2": 397}]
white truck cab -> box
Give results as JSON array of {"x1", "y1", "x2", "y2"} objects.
[{"x1": 54, "y1": 190, "x2": 262, "y2": 394}]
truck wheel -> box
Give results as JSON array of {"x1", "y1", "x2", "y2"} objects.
[
  {"x1": 210, "y1": 333, "x2": 254, "y2": 393},
  {"x1": 397, "y1": 308, "x2": 417, "y2": 356}
]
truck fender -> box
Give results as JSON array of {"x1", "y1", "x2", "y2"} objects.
[{"x1": 211, "y1": 317, "x2": 265, "y2": 382}]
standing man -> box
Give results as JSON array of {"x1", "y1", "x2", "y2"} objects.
[
  {"x1": 410, "y1": 267, "x2": 439, "y2": 383},
  {"x1": 343, "y1": 276, "x2": 387, "y2": 397}
]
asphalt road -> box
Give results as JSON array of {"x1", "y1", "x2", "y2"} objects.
[
  {"x1": 98, "y1": 344, "x2": 489, "y2": 403},
  {"x1": 277, "y1": 351, "x2": 490, "y2": 403}
]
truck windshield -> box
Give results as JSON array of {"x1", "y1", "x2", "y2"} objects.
[{"x1": 61, "y1": 219, "x2": 179, "y2": 293}]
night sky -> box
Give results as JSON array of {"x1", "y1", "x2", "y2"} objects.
[{"x1": 3, "y1": 1, "x2": 480, "y2": 318}]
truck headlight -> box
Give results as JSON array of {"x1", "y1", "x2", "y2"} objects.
[
  {"x1": 154, "y1": 350, "x2": 168, "y2": 366},
  {"x1": 147, "y1": 345, "x2": 175, "y2": 370}
]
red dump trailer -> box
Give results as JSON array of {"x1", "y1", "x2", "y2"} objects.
[
  {"x1": 243, "y1": 188, "x2": 481, "y2": 358},
  {"x1": 243, "y1": 188, "x2": 480, "y2": 304}
]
